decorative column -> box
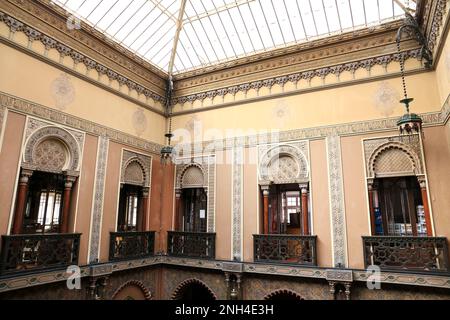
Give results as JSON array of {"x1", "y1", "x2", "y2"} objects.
[
  {"x1": 367, "y1": 179, "x2": 376, "y2": 236},
  {"x1": 141, "y1": 187, "x2": 150, "y2": 232},
  {"x1": 261, "y1": 185, "x2": 270, "y2": 234},
  {"x1": 418, "y1": 177, "x2": 433, "y2": 236},
  {"x1": 61, "y1": 175, "x2": 77, "y2": 234},
  {"x1": 12, "y1": 169, "x2": 33, "y2": 234},
  {"x1": 299, "y1": 183, "x2": 309, "y2": 235}
]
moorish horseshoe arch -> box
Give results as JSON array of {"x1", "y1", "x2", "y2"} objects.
[
  {"x1": 171, "y1": 278, "x2": 217, "y2": 300},
  {"x1": 259, "y1": 144, "x2": 309, "y2": 185},
  {"x1": 23, "y1": 126, "x2": 81, "y2": 173},
  {"x1": 121, "y1": 157, "x2": 150, "y2": 187},
  {"x1": 264, "y1": 289, "x2": 304, "y2": 301},
  {"x1": 367, "y1": 141, "x2": 423, "y2": 178},
  {"x1": 176, "y1": 163, "x2": 207, "y2": 189},
  {"x1": 111, "y1": 280, "x2": 152, "y2": 300}
]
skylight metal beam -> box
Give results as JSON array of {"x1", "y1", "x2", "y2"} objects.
[
  {"x1": 182, "y1": 0, "x2": 256, "y2": 24},
  {"x1": 167, "y1": 0, "x2": 188, "y2": 76},
  {"x1": 147, "y1": 0, "x2": 178, "y2": 22}
]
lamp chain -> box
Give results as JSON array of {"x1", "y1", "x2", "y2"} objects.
[{"x1": 396, "y1": 40, "x2": 410, "y2": 112}]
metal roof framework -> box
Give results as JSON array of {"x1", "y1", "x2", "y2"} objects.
[{"x1": 53, "y1": 0, "x2": 416, "y2": 76}]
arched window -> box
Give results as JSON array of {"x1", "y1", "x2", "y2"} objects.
[
  {"x1": 175, "y1": 164, "x2": 208, "y2": 232},
  {"x1": 117, "y1": 157, "x2": 150, "y2": 232},
  {"x1": 24, "y1": 171, "x2": 65, "y2": 234}
]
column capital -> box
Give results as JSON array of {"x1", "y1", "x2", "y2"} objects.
[
  {"x1": 64, "y1": 175, "x2": 78, "y2": 189},
  {"x1": 260, "y1": 185, "x2": 270, "y2": 196},
  {"x1": 142, "y1": 186, "x2": 150, "y2": 197},
  {"x1": 19, "y1": 169, "x2": 33, "y2": 184},
  {"x1": 175, "y1": 188, "x2": 182, "y2": 198},
  {"x1": 417, "y1": 176, "x2": 427, "y2": 188},
  {"x1": 299, "y1": 183, "x2": 309, "y2": 193}
]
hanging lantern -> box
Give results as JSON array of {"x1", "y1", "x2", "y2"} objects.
[
  {"x1": 397, "y1": 99, "x2": 422, "y2": 135},
  {"x1": 160, "y1": 133, "x2": 174, "y2": 165},
  {"x1": 395, "y1": 12, "x2": 423, "y2": 136}
]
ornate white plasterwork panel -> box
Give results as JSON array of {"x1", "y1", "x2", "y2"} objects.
[
  {"x1": 373, "y1": 81, "x2": 400, "y2": 117},
  {"x1": 50, "y1": 73, "x2": 75, "y2": 111},
  {"x1": 175, "y1": 155, "x2": 216, "y2": 232},
  {"x1": 326, "y1": 135, "x2": 348, "y2": 268},
  {"x1": 23, "y1": 118, "x2": 84, "y2": 173},
  {"x1": 232, "y1": 146, "x2": 244, "y2": 261},
  {"x1": 258, "y1": 141, "x2": 309, "y2": 185},
  {"x1": 363, "y1": 134, "x2": 424, "y2": 179},
  {"x1": 88, "y1": 136, "x2": 109, "y2": 263},
  {"x1": 131, "y1": 108, "x2": 148, "y2": 137},
  {"x1": 121, "y1": 150, "x2": 152, "y2": 187}
]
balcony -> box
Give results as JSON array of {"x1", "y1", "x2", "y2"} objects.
[
  {"x1": 363, "y1": 236, "x2": 449, "y2": 272},
  {"x1": 167, "y1": 231, "x2": 216, "y2": 259},
  {"x1": 253, "y1": 234, "x2": 317, "y2": 266},
  {"x1": 109, "y1": 231, "x2": 155, "y2": 261},
  {"x1": 0, "y1": 233, "x2": 81, "y2": 275}
]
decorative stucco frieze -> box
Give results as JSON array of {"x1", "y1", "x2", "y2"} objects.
[
  {"x1": 427, "y1": 0, "x2": 448, "y2": 51},
  {"x1": 326, "y1": 135, "x2": 348, "y2": 268},
  {"x1": 232, "y1": 146, "x2": 244, "y2": 261},
  {"x1": 88, "y1": 136, "x2": 109, "y2": 264},
  {"x1": 0, "y1": 92, "x2": 163, "y2": 155},
  {"x1": 172, "y1": 49, "x2": 424, "y2": 107},
  {"x1": 0, "y1": 11, "x2": 165, "y2": 104}
]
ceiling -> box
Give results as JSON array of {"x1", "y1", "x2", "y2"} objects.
[{"x1": 52, "y1": 0, "x2": 416, "y2": 75}]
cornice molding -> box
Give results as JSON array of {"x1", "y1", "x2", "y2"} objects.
[
  {"x1": 0, "y1": 92, "x2": 164, "y2": 155},
  {"x1": 1, "y1": 256, "x2": 449, "y2": 294},
  {"x1": 426, "y1": 0, "x2": 448, "y2": 52},
  {"x1": 172, "y1": 48, "x2": 424, "y2": 106},
  {"x1": 0, "y1": 5, "x2": 166, "y2": 102}
]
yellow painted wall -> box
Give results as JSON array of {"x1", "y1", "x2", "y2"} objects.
[
  {"x1": 435, "y1": 23, "x2": 450, "y2": 105},
  {"x1": 171, "y1": 73, "x2": 440, "y2": 141},
  {"x1": 0, "y1": 43, "x2": 166, "y2": 145}
]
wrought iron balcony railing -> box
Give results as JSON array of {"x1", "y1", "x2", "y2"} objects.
[
  {"x1": 363, "y1": 236, "x2": 449, "y2": 272},
  {"x1": 0, "y1": 233, "x2": 81, "y2": 275},
  {"x1": 167, "y1": 231, "x2": 216, "y2": 260},
  {"x1": 109, "y1": 231, "x2": 155, "y2": 261},
  {"x1": 253, "y1": 234, "x2": 317, "y2": 266}
]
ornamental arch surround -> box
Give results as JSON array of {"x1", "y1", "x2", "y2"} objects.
[
  {"x1": 111, "y1": 280, "x2": 152, "y2": 300},
  {"x1": 363, "y1": 136, "x2": 425, "y2": 180},
  {"x1": 367, "y1": 141, "x2": 423, "y2": 178},
  {"x1": 120, "y1": 150, "x2": 152, "y2": 188},
  {"x1": 23, "y1": 125, "x2": 81, "y2": 174},
  {"x1": 258, "y1": 142, "x2": 310, "y2": 185},
  {"x1": 264, "y1": 289, "x2": 305, "y2": 301},
  {"x1": 171, "y1": 278, "x2": 217, "y2": 300}
]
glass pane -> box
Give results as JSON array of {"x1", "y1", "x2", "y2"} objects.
[{"x1": 52, "y1": 0, "x2": 414, "y2": 73}]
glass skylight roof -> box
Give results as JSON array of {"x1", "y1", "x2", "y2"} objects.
[{"x1": 52, "y1": 0, "x2": 416, "y2": 74}]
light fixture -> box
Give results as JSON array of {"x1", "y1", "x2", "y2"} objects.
[
  {"x1": 160, "y1": 76, "x2": 175, "y2": 165},
  {"x1": 395, "y1": 11, "x2": 427, "y2": 136}
]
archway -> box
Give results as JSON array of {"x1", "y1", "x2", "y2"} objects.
[
  {"x1": 264, "y1": 289, "x2": 304, "y2": 301},
  {"x1": 171, "y1": 279, "x2": 217, "y2": 301},
  {"x1": 112, "y1": 281, "x2": 152, "y2": 300}
]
